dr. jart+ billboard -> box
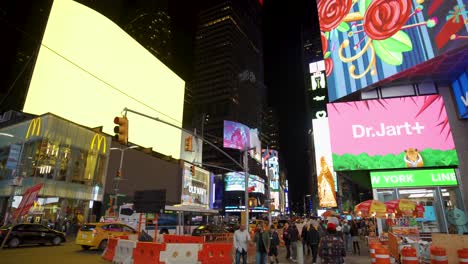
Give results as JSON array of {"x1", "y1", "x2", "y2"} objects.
[{"x1": 327, "y1": 95, "x2": 459, "y2": 170}]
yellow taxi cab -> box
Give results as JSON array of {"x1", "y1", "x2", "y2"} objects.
[{"x1": 75, "y1": 222, "x2": 136, "y2": 250}]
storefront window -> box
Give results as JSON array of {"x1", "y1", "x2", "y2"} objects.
[
  {"x1": 376, "y1": 189, "x2": 397, "y2": 232},
  {"x1": 442, "y1": 187, "x2": 468, "y2": 234},
  {"x1": 398, "y1": 188, "x2": 442, "y2": 233}
]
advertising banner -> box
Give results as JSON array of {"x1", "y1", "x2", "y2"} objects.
[
  {"x1": 370, "y1": 168, "x2": 457, "y2": 188},
  {"x1": 328, "y1": 95, "x2": 458, "y2": 171},
  {"x1": 262, "y1": 149, "x2": 280, "y2": 192},
  {"x1": 224, "y1": 172, "x2": 265, "y2": 194},
  {"x1": 223, "y1": 120, "x2": 250, "y2": 150},
  {"x1": 452, "y1": 71, "x2": 468, "y2": 119},
  {"x1": 316, "y1": 0, "x2": 468, "y2": 101},
  {"x1": 249, "y1": 128, "x2": 262, "y2": 162},
  {"x1": 312, "y1": 118, "x2": 338, "y2": 208},
  {"x1": 309, "y1": 60, "x2": 329, "y2": 119},
  {"x1": 13, "y1": 183, "x2": 44, "y2": 221},
  {"x1": 181, "y1": 163, "x2": 210, "y2": 208},
  {"x1": 6, "y1": 144, "x2": 22, "y2": 171}
]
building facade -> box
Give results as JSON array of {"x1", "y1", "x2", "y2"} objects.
[{"x1": 0, "y1": 113, "x2": 110, "y2": 225}]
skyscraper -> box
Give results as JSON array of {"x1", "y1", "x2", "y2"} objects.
[{"x1": 186, "y1": 0, "x2": 265, "y2": 171}]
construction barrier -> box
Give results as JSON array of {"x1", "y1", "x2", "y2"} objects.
[
  {"x1": 102, "y1": 238, "x2": 119, "y2": 261},
  {"x1": 459, "y1": 248, "x2": 468, "y2": 264},
  {"x1": 198, "y1": 243, "x2": 233, "y2": 264},
  {"x1": 401, "y1": 246, "x2": 419, "y2": 264},
  {"x1": 431, "y1": 246, "x2": 448, "y2": 264},
  {"x1": 113, "y1": 239, "x2": 137, "y2": 264},
  {"x1": 159, "y1": 243, "x2": 202, "y2": 264},
  {"x1": 375, "y1": 247, "x2": 391, "y2": 264},
  {"x1": 133, "y1": 242, "x2": 166, "y2": 264},
  {"x1": 369, "y1": 242, "x2": 383, "y2": 264},
  {"x1": 163, "y1": 235, "x2": 205, "y2": 244}
]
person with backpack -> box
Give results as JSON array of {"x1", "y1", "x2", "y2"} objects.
[
  {"x1": 342, "y1": 220, "x2": 351, "y2": 253},
  {"x1": 268, "y1": 225, "x2": 280, "y2": 264},
  {"x1": 319, "y1": 223, "x2": 346, "y2": 264}
]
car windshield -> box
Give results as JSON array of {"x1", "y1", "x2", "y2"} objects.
[{"x1": 80, "y1": 224, "x2": 96, "y2": 231}]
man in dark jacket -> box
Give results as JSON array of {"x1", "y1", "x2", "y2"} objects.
[
  {"x1": 308, "y1": 223, "x2": 321, "y2": 264},
  {"x1": 254, "y1": 223, "x2": 270, "y2": 264},
  {"x1": 268, "y1": 225, "x2": 280, "y2": 264},
  {"x1": 290, "y1": 223, "x2": 300, "y2": 262},
  {"x1": 282, "y1": 223, "x2": 291, "y2": 259}
]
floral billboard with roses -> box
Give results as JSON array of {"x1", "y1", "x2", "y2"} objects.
[{"x1": 316, "y1": 0, "x2": 468, "y2": 101}]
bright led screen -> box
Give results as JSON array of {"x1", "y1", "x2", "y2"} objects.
[
  {"x1": 23, "y1": 0, "x2": 185, "y2": 158},
  {"x1": 224, "y1": 172, "x2": 265, "y2": 194},
  {"x1": 316, "y1": 0, "x2": 468, "y2": 101},
  {"x1": 327, "y1": 95, "x2": 458, "y2": 170},
  {"x1": 223, "y1": 121, "x2": 250, "y2": 151}
]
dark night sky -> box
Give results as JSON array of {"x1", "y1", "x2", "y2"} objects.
[{"x1": 263, "y1": 0, "x2": 318, "y2": 212}]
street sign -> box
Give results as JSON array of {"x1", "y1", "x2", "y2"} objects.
[{"x1": 133, "y1": 189, "x2": 166, "y2": 213}]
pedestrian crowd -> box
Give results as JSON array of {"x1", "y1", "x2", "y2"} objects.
[{"x1": 234, "y1": 217, "x2": 374, "y2": 264}]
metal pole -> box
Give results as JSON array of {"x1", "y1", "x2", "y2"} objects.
[
  {"x1": 114, "y1": 150, "x2": 124, "y2": 219},
  {"x1": 243, "y1": 151, "x2": 249, "y2": 229}
]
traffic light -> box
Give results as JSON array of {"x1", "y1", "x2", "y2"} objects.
[
  {"x1": 190, "y1": 165, "x2": 196, "y2": 176},
  {"x1": 184, "y1": 136, "x2": 193, "y2": 152},
  {"x1": 114, "y1": 116, "x2": 128, "y2": 144}
]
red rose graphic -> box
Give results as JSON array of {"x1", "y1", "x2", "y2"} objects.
[
  {"x1": 364, "y1": 0, "x2": 412, "y2": 40},
  {"x1": 325, "y1": 58, "x2": 333, "y2": 77},
  {"x1": 317, "y1": 0, "x2": 353, "y2": 32},
  {"x1": 321, "y1": 32, "x2": 328, "y2": 54}
]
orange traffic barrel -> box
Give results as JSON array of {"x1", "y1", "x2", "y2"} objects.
[
  {"x1": 375, "y1": 247, "x2": 391, "y2": 264},
  {"x1": 458, "y1": 248, "x2": 468, "y2": 264},
  {"x1": 431, "y1": 246, "x2": 448, "y2": 264},
  {"x1": 401, "y1": 246, "x2": 418, "y2": 264},
  {"x1": 369, "y1": 242, "x2": 383, "y2": 264}
]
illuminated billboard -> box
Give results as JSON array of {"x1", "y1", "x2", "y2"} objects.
[
  {"x1": 312, "y1": 118, "x2": 338, "y2": 208},
  {"x1": 452, "y1": 71, "x2": 468, "y2": 119},
  {"x1": 262, "y1": 149, "x2": 280, "y2": 192},
  {"x1": 249, "y1": 128, "x2": 262, "y2": 162},
  {"x1": 23, "y1": 0, "x2": 185, "y2": 158},
  {"x1": 327, "y1": 95, "x2": 459, "y2": 171},
  {"x1": 308, "y1": 60, "x2": 329, "y2": 119},
  {"x1": 182, "y1": 163, "x2": 210, "y2": 208},
  {"x1": 316, "y1": 0, "x2": 468, "y2": 101},
  {"x1": 223, "y1": 121, "x2": 250, "y2": 150},
  {"x1": 224, "y1": 172, "x2": 265, "y2": 194}
]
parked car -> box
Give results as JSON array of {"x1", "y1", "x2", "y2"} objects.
[
  {"x1": 0, "y1": 223, "x2": 66, "y2": 248},
  {"x1": 191, "y1": 224, "x2": 229, "y2": 236},
  {"x1": 75, "y1": 222, "x2": 136, "y2": 251}
]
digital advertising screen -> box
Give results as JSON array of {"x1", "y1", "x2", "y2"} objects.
[
  {"x1": 224, "y1": 172, "x2": 265, "y2": 194},
  {"x1": 452, "y1": 71, "x2": 468, "y2": 119},
  {"x1": 223, "y1": 120, "x2": 250, "y2": 151},
  {"x1": 262, "y1": 149, "x2": 280, "y2": 192},
  {"x1": 312, "y1": 118, "x2": 338, "y2": 208},
  {"x1": 316, "y1": 0, "x2": 468, "y2": 101},
  {"x1": 249, "y1": 128, "x2": 262, "y2": 162},
  {"x1": 327, "y1": 95, "x2": 459, "y2": 171},
  {"x1": 308, "y1": 60, "x2": 329, "y2": 119},
  {"x1": 23, "y1": 0, "x2": 185, "y2": 159},
  {"x1": 182, "y1": 163, "x2": 210, "y2": 208}
]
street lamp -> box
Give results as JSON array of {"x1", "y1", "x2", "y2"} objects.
[
  {"x1": 109, "y1": 145, "x2": 138, "y2": 218},
  {"x1": 0, "y1": 132, "x2": 25, "y2": 225}
]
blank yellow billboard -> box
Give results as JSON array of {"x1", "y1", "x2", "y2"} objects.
[{"x1": 23, "y1": 0, "x2": 185, "y2": 158}]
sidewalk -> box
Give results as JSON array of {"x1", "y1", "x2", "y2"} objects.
[{"x1": 245, "y1": 241, "x2": 370, "y2": 264}]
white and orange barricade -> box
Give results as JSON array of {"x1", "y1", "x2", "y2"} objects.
[
  {"x1": 430, "y1": 246, "x2": 448, "y2": 264},
  {"x1": 401, "y1": 246, "x2": 419, "y2": 264},
  {"x1": 159, "y1": 243, "x2": 202, "y2": 264},
  {"x1": 375, "y1": 247, "x2": 391, "y2": 264},
  {"x1": 458, "y1": 248, "x2": 468, "y2": 264}
]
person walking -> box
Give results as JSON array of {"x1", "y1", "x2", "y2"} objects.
[
  {"x1": 319, "y1": 223, "x2": 346, "y2": 264},
  {"x1": 290, "y1": 223, "x2": 300, "y2": 262},
  {"x1": 282, "y1": 223, "x2": 291, "y2": 260},
  {"x1": 254, "y1": 223, "x2": 270, "y2": 264},
  {"x1": 234, "y1": 224, "x2": 251, "y2": 264},
  {"x1": 268, "y1": 225, "x2": 280, "y2": 264},
  {"x1": 301, "y1": 221, "x2": 311, "y2": 255},
  {"x1": 342, "y1": 220, "x2": 352, "y2": 253},
  {"x1": 308, "y1": 222, "x2": 321, "y2": 264},
  {"x1": 350, "y1": 220, "x2": 361, "y2": 255}
]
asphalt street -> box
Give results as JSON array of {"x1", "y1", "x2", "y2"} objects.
[{"x1": 0, "y1": 239, "x2": 370, "y2": 264}]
